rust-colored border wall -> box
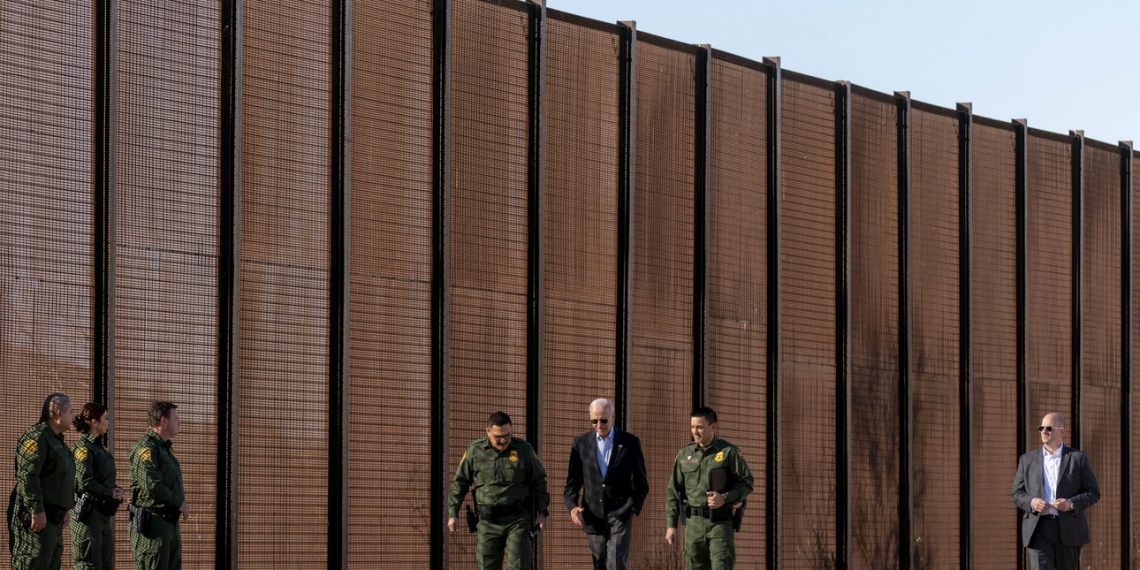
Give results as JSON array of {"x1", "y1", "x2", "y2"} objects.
[
  {"x1": 909, "y1": 108, "x2": 961, "y2": 566},
  {"x1": 1081, "y1": 145, "x2": 1122, "y2": 567},
  {"x1": 3, "y1": 0, "x2": 1139, "y2": 568},
  {"x1": 626, "y1": 39, "x2": 695, "y2": 569},
  {"x1": 1027, "y1": 134, "x2": 1074, "y2": 436},
  {"x1": 349, "y1": 0, "x2": 434, "y2": 566},
  {"x1": 113, "y1": 0, "x2": 221, "y2": 566},
  {"x1": 778, "y1": 77, "x2": 838, "y2": 569},
  {"x1": 706, "y1": 56, "x2": 768, "y2": 566},
  {"x1": 848, "y1": 91, "x2": 900, "y2": 569},
  {"x1": 447, "y1": 1, "x2": 531, "y2": 566},
  {"x1": 969, "y1": 122, "x2": 1019, "y2": 567},
  {"x1": 540, "y1": 16, "x2": 621, "y2": 568}
]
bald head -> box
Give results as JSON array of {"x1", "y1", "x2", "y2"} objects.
[{"x1": 1039, "y1": 412, "x2": 1066, "y2": 451}]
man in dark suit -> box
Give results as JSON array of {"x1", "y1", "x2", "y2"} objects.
[
  {"x1": 1012, "y1": 412, "x2": 1100, "y2": 570},
  {"x1": 564, "y1": 398, "x2": 649, "y2": 570}
]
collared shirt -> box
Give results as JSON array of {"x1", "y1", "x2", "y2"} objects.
[
  {"x1": 596, "y1": 428, "x2": 615, "y2": 479},
  {"x1": 1042, "y1": 444, "x2": 1064, "y2": 516}
]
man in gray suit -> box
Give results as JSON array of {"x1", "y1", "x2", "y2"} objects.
[
  {"x1": 1011, "y1": 412, "x2": 1100, "y2": 570},
  {"x1": 564, "y1": 398, "x2": 649, "y2": 570}
]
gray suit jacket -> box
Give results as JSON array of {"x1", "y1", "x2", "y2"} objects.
[{"x1": 1011, "y1": 445, "x2": 1100, "y2": 547}]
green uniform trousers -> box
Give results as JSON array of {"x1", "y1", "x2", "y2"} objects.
[
  {"x1": 8, "y1": 518, "x2": 63, "y2": 570},
  {"x1": 129, "y1": 516, "x2": 180, "y2": 570},
  {"x1": 683, "y1": 516, "x2": 735, "y2": 570},
  {"x1": 71, "y1": 512, "x2": 113, "y2": 570},
  {"x1": 476, "y1": 512, "x2": 532, "y2": 570}
]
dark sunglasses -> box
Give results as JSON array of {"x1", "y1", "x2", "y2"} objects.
[
  {"x1": 590, "y1": 418, "x2": 609, "y2": 425},
  {"x1": 1038, "y1": 425, "x2": 1061, "y2": 433}
]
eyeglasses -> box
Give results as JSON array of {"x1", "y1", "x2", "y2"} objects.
[
  {"x1": 489, "y1": 432, "x2": 512, "y2": 441},
  {"x1": 1038, "y1": 425, "x2": 1062, "y2": 433},
  {"x1": 590, "y1": 418, "x2": 609, "y2": 425}
]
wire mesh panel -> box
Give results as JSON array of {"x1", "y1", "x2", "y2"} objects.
[
  {"x1": 626, "y1": 39, "x2": 694, "y2": 570},
  {"x1": 779, "y1": 78, "x2": 838, "y2": 569},
  {"x1": 1079, "y1": 144, "x2": 1122, "y2": 568},
  {"x1": 113, "y1": 0, "x2": 220, "y2": 567},
  {"x1": 349, "y1": 0, "x2": 433, "y2": 567},
  {"x1": 969, "y1": 121, "x2": 1018, "y2": 568},
  {"x1": 0, "y1": 0, "x2": 94, "y2": 559},
  {"x1": 447, "y1": 1, "x2": 530, "y2": 567},
  {"x1": 541, "y1": 15, "x2": 620, "y2": 568},
  {"x1": 240, "y1": 0, "x2": 331, "y2": 566},
  {"x1": 908, "y1": 107, "x2": 960, "y2": 567},
  {"x1": 706, "y1": 56, "x2": 767, "y2": 567},
  {"x1": 849, "y1": 92, "x2": 900, "y2": 570},
  {"x1": 1133, "y1": 154, "x2": 1140, "y2": 566},
  {"x1": 1027, "y1": 133, "x2": 1073, "y2": 439}
]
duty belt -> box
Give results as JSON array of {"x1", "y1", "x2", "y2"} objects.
[
  {"x1": 686, "y1": 505, "x2": 732, "y2": 522},
  {"x1": 476, "y1": 502, "x2": 525, "y2": 521}
]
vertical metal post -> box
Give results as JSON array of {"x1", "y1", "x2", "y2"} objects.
[
  {"x1": 763, "y1": 55, "x2": 782, "y2": 570},
  {"x1": 895, "y1": 90, "x2": 913, "y2": 570},
  {"x1": 693, "y1": 45, "x2": 711, "y2": 409},
  {"x1": 1071, "y1": 130, "x2": 1084, "y2": 446},
  {"x1": 1121, "y1": 141, "x2": 1133, "y2": 570},
  {"x1": 956, "y1": 102, "x2": 973, "y2": 568},
  {"x1": 525, "y1": 3, "x2": 546, "y2": 565},
  {"x1": 1014, "y1": 119, "x2": 1029, "y2": 454},
  {"x1": 615, "y1": 21, "x2": 636, "y2": 430},
  {"x1": 93, "y1": 0, "x2": 117, "y2": 413},
  {"x1": 216, "y1": 0, "x2": 242, "y2": 567},
  {"x1": 835, "y1": 80, "x2": 852, "y2": 570},
  {"x1": 1014, "y1": 118, "x2": 1029, "y2": 570},
  {"x1": 328, "y1": 0, "x2": 351, "y2": 565},
  {"x1": 430, "y1": 0, "x2": 453, "y2": 567}
]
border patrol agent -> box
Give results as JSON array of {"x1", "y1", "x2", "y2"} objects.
[
  {"x1": 7, "y1": 392, "x2": 75, "y2": 570},
  {"x1": 71, "y1": 402, "x2": 123, "y2": 570},
  {"x1": 448, "y1": 411, "x2": 549, "y2": 570},
  {"x1": 128, "y1": 401, "x2": 186, "y2": 570},
  {"x1": 665, "y1": 407, "x2": 754, "y2": 570}
]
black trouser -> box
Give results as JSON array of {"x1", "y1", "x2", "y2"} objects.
[
  {"x1": 585, "y1": 514, "x2": 632, "y2": 570},
  {"x1": 1026, "y1": 516, "x2": 1081, "y2": 570}
]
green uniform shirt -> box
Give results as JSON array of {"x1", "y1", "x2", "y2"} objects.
[
  {"x1": 129, "y1": 431, "x2": 184, "y2": 510},
  {"x1": 448, "y1": 437, "x2": 549, "y2": 518},
  {"x1": 14, "y1": 421, "x2": 75, "y2": 513},
  {"x1": 74, "y1": 433, "x2": 117, "y2": 501},
  {"x1": 665, "y1": 437, "x2": 754, "y2": 528}
]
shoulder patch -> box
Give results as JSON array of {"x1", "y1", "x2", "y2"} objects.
[
  {"x1": 20, "y1": 439, "x2": 38, "y2": 456},
  {"x1": 138, "y1": 447, "x2": 152, "y2": 462},
  {"x1": 75, "y1": 447, "x2": 89, "y2": 462}
]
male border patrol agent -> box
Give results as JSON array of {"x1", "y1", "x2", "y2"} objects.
[
  {"x1": 665, "y1": 407, "x2": 753, "y2": 570},
  {"x1": 448, "y1": 411, "x2": 549, "y2": 570},
  {"x1": 8, "y1": 393, "x2": 75, "y2": 570},
  {"x1": 128, "y1": 401, "x2": 186, "y2": 570}
]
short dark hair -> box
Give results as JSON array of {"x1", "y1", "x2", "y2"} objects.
[
  {"x1": 73, "y1": 402, "x2": 108, "y2": 433},
  {"x1": 691, "y1": 406, "x2": 718, "y2": 424},
  {"x1": 147, "y1": 401, "x2": 178, "y2": 427},
  {"x1": 487, "y1": 411, "x2": 512, "y2": 428}
]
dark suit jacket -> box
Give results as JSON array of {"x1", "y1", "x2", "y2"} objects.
[
  {"x1": 564, "y1": 430, "x2": 649, "y2": 534},
  {"x1": 1011, "y1": 445, "x2": 1100, "y2": 547}
]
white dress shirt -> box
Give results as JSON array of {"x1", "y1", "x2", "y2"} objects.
[{"x1": 1042, "y1": 444, "x2": 1064, "y2": 516}]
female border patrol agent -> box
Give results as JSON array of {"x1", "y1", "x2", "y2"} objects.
[
  {"x1": 7, "y1": 392, "x2": 76, "y2": 570},
  {"x1": 71, "y1": 402, "x2": 123, "y2": 570}
]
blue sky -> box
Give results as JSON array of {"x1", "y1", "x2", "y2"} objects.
[{"x1": 556, "y1": 0, "x2": 1140, "y2": 146}]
